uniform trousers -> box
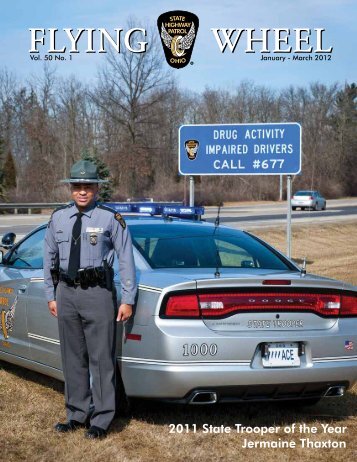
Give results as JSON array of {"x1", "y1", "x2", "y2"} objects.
[{"x1": 56, "y1": 281, "x2": 117, "y2": 430}]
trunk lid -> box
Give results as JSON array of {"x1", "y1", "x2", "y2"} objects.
[{"x1": 193, "y1": 272, "x2": 347, "y2": 333}]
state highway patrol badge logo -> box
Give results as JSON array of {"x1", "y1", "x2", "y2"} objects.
[
  {"x1": 115, "y1": 213, "x2": 126, "y2": 229},
  {"x1": 157, "y1": 11, "x2": 199, "y2": 69},
  {"x1": 89, "y1": 233, "x2": 97, "y2": 245},
  {"x1": 1, "y1": 295, "x2": 18, "y2": 340},
  {"x1": 185, "y1": 139, "x2": 199, "y2": 160}
]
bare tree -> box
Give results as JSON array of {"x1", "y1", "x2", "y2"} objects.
[{"x1": 90, "y1": 19, "x2": 172, "y2": 195}]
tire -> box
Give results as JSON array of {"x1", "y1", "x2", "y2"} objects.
[
  {"x1": 322, "y1": 202, "x2": 326, "y2": 210},
  {"x1": 292, "y1": 207, "x2": 297, "y2": 211}
]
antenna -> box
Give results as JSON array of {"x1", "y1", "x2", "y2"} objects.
[
  {"x1": 214, "y1": 202, "x2": 223, "y2": 231},
  {"x1": 300, "y1": 256, "x2": 307, "y2": 277},
  {"x1": 214, "y1": 202, "x2": 223, "y2": 278}
]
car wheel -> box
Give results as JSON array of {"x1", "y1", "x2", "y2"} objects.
[
  {"x1": 292, "y1": 207, "x2": 297, "y2": 211},
  {"x1": 322, "y1": 202, "x2": 326, "y2": 210},
  {"x1": 115, "y1": 365, "x2": 131, "y2": 417}
]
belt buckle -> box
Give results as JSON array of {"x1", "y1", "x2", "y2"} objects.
[{"x1": 77, "y1": 269, "x2": 86, "y2": 285}]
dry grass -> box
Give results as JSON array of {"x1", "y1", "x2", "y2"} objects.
[
  {"x1": 252, "y1": 221, "x2": 357, "y2": 286},
  {"x1": 0, "y1": 222, "x2": 356, "y2": 462}
]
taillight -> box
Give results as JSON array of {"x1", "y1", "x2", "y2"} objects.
[
  {"x1": 198, "y1": 292, "x2": 342, "y2": 317},
  {"x1": 309, "y1": 196, "x2": 313, "y2": 200},
  {"x1": 341, "y1": 295, "x2": 357, "y2": 316},
  {"x1": 162, "y1": 291, "x2": 357, "y2": 318},
  {"x1": 164, "y1": 294, "x2": 200, "y2": 318}
]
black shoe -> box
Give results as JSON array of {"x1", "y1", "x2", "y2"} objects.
[
  {"x1": 85, "y1": 426, "x2": 107, "y2": 439},
  {"x1": 54, "y1": 420, "x2": 88, "y2": 433}
]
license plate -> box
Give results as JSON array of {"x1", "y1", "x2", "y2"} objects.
[{"x1": 262, "y1": 342, "x2": 300, "y2": 367}]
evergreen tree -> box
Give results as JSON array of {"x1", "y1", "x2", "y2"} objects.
[{"x1": 80, "y1": 150, "x2": 113, "y2": 202}]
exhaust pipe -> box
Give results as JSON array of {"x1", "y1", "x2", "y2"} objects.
[
  {"x1": 189, "y1": 391, "x2": 218, "y2": 405},
  {"x1": 324, "y1": 386, "x2": 346, "y2": 397}
]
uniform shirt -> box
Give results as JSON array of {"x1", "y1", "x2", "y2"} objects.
[{"x1": 43, "y1": 202, "x2": 137, "y2": 305}]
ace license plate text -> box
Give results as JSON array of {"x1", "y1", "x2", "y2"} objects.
[{"x1": 262, "y1": 342, "x2": 300, "y2": 367}]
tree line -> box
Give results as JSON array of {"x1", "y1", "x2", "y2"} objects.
[{"x1": 0, "y1": 46, "x2": 356, "y2": 205}]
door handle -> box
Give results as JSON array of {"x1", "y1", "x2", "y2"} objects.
[{"x1": 18, "y1": 285, "x2": 27, "y2": 294}]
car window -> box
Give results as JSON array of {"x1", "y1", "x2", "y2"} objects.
[
  {"x1": 130, "y1": 223, "x2": 293, "y2": 270},
  {"x1": 294, "y1": 191, "x2": 313, "y2": 196},
  {"x1": 6, "y1": 227, "x2": 46, "y2": 269}
]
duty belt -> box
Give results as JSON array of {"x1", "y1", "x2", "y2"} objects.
[{"x1": 59, "y1": 267, "x2": 106, "y2": 287}]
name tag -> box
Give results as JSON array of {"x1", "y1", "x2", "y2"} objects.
[{"x1": 86, "y1": 227, "x2": 104, "y2": 233}]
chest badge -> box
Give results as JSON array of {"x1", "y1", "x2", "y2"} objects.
[{"x1": 89, "y1": 233, "x2": 98, "y2": 245}]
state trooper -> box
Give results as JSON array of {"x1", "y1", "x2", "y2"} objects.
[{"x1": 44, "y1": 160, "x2": 137, "y2": 439}]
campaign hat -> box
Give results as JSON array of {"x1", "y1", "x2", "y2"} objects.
[{"x1": 61, "y1": 160, "x2": 108, "y2": 183}]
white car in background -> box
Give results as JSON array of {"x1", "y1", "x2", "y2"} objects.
[{"x1": 292, "y1": 191, "x2": 327, "y2": 211}]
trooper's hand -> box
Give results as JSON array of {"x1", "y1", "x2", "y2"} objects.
[
  {"x1": 117, "y1": 304, "x2": 132, "y2": 322},
  {"x1": 48, "y1": 300, "x2": 57, "y2": 317}
]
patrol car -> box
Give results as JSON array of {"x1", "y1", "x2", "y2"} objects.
[{"x1": 0, "y1": 203, "x2": 356, "y2": 407}]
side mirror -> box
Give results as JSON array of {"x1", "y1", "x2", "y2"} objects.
[{"x1": 1, "y1": 232, "x2": 16, "y2": 249}]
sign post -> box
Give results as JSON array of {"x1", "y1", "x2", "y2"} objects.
[
  {"x1": 179, "y1": 123, "x2": 301, "y2": 258},
  {"x1": 287, "y1": 175, "x2": 292, "y2": 258},
  {"x1": 189, "y1": 176, "x2": 195, "y2": 207}
]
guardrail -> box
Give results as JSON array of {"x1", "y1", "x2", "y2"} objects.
[
  {"x1": 0, "y1": 199, "x2": 166, "y2": 214},
  {"x1": 0, "y1": 203, "x2": 67, "y2": 214}
]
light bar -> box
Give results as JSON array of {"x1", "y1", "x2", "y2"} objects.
[{"x1": 106, "y1": 202, "x2": 205, "y2": 219}]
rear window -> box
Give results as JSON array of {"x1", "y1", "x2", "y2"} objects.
[
  {"x1": 129, "y1": 223, "x2": 294, "y2": 270},
  {"x1": 294, "y1": 191, "x2": 314, "y2": 196}
]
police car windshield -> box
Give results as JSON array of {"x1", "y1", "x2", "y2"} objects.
[{"x1": 129, "y1": 223, "x2": 294, "y2": 270}]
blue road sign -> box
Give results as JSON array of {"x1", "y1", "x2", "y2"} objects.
[{"x1": 179, "y1": 123, "x2": 301, "y2": 175}]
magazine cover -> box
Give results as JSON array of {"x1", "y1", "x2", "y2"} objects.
[{"x1": 0, "y1": 1, "x2": 356, "y2": 461}]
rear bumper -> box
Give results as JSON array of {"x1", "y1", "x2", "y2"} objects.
[
  {"x1": 120, "y1": 356, "x2": 357, "y2": 400},
  {"x1": 291, "y1": 200, "x2": 314, "y2": 207}
]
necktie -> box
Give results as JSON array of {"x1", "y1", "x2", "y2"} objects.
[{"x1": 68, "y1": 212, "x2": 83, "y2": 279}]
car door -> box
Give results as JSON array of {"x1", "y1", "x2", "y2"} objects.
[
  {"x1": 21, "y1": 227, "x2": 62, "y2": 370},
  {"x1": 0, "y1": 226, "x2": 62, "y2": 371},
  {"x1": 0, "y1": 228, "x2": 46, "y2": 360}
]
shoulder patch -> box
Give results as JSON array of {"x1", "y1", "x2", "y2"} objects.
[
  {"x1": 115, "y1": 213, "x2": 126, "y2": 229},
  {"x1": 97, "y1": 203, "x2": 127, "y2": 229}
]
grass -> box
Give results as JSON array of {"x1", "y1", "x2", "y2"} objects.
[
  {"x1": 0, "y1": 222, "x2": 356, "y2": 462},
  {"x1": 252, "y1": 221, "x2": 357, "y2": 286}
]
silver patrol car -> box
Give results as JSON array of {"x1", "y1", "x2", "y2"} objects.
[{"x1": 0, "y1": 204, "x2": 356, "y2": 407}]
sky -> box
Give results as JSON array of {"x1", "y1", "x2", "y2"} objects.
[{"x1": 0, "y1": 0, "x2": 356, "y2": 92}]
